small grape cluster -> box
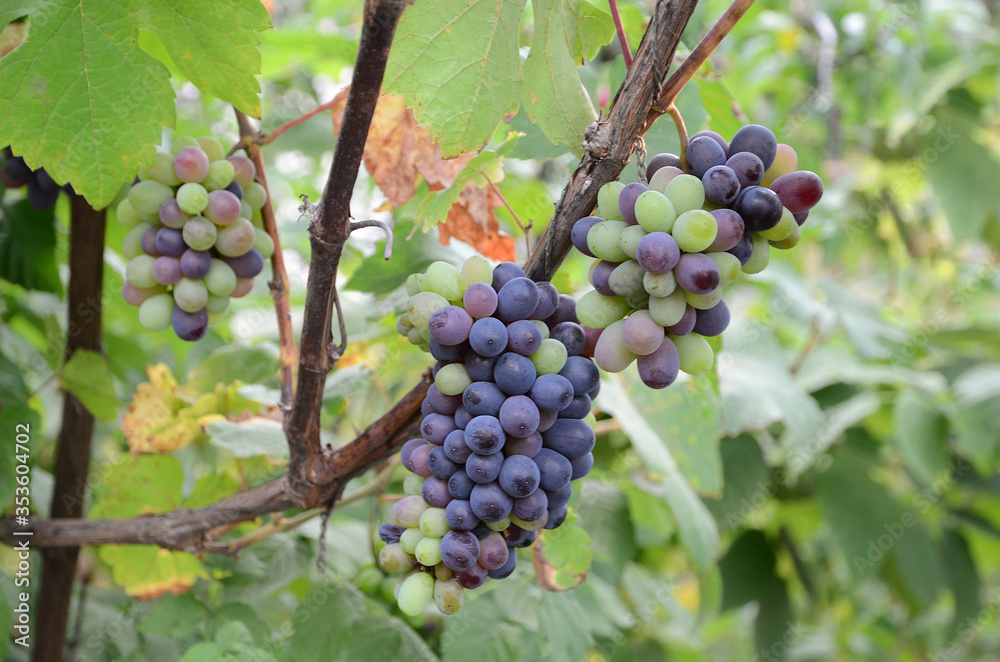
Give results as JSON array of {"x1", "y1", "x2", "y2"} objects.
[
  {"x1": 379, "y1": 256, "x2": 600, "y2": 616},
  {"x1": 118, "y1": 137, "x2": 274, "y2": 341},
  {"x1": 571, "y1": 124, "x2": 824, "y2": 388},
  {"x1": 1, "y1": 149, "x2": 78, "y2": 209}
]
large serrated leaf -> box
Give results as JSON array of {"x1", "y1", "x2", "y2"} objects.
[
  {"x1": 384, "y1": 0, "x2": 527, "y2": 157},
  {"x1": 522, "y1": 0, "x2": 614, "y2": 156},
  {"x1": 99, "y1": 544, "x2": 208, "y2": 599},
  {"x1": 89, "y1": 454, "x2": 184, "y2": 519},
  {"x1": 0, "y1": 0, "x2": 269, "y2": 208}
]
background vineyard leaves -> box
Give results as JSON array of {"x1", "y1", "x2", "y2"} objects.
[{"x1": 1, "y1": 0, "x2": 999, "y2": 660}]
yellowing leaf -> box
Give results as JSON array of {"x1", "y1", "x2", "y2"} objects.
[
  {"x1": 532, "y1": 510, "x2": 591, "y2": 591},
  {"x1": 99, "y1": 545, "x2": 208, "y2": 600},
  {"x1": 88, "y1": 455, "x2": 184, "y2": 519}
]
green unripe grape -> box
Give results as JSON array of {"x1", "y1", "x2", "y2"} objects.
[
  {"x1": 529, "y1": 319, "x2": 549, "y2": 339},
  {"x1": 171, "y1": 135, "x2": 199, "y2": 154},
  {"x1": 380, "y1": 575, "x2": 398, "y2": 603},
  {"x1": 593, "y1": 319, "x2": 637, "y2": 373},
  {"x1": 742, "y1": 233, "x2": 771, "y2": 274},
  {"x1": 379, "y1": 543, "x2": 416, "y2": 574},
  {"x1": 128, "y1": 180, "x2": 174, "y2": 216},
  {"x1": 182, "y1": 216, "x2": 217, "y2": 251},
  {"x1": 253, "y1": 227, "x2": 275, "y2": 259},
  {"x1": 576, "y1": 290, "x2": 630, "y2": 329},
  {"x1": 608, "y1": 260, "x2": 646, "y2": 297},
  {"x1": 419, "y1": 507, "x2": 450, "y2": 537},
  {"x1": 648, "y1": 288, "x2": 687, "y2": 326},
  {"x1": 400, "y1": 527, "x2": 426, "y2": 554},
  {"x1": 460, "y1": 254, "x2": 493, "y2": 289},
  {"x1": 672, "y1": 333, "x2": 714, "y2": 375},
  {"x1": 423, "y1": 261, "x2": 463, "y2": 301},
  {"x1": 759, "y1": 207, "x2": 796, "y2": 242},
  {"x1": 116, "y1": 198, "x2": 143, "y2": 228},
  {"x1": 648, "y1": 165, "x2": 684, "y2": 193},
  {"x1": 583, "y1": 411, "x2": 597, "y2": 429},
  {"x1": 706, "y1": 252, "x2": 741, "y2": 284},
  {"x1": 587, "y1": 220, "x2": 629, "y2": 262},
  {"x1": 148, "y1": 151, "x2": 182, "y2": 187},
  {"x1": 434, "y1": 578, "x2": 465, "y2": 615},
  {"x1": 251, "y1": 211, "x2": 264, "y2": 228},
  {"x1": 414, "y1": 536, "x2": 443, "y2": 567},
  {"x1": 173, "y1": 277, "x2": 208, "y2": 313},
  {"x1": 397, "y1": 572, "x2": 435, "y2": 616},
  {"x1": 770, "y1": 220, "x2": 800, "y2": 249},
  {"x1": 407, "y1": 327, "x2": 424, "y2": 346},
  {"x1": 205, "y1": 259, "x2": 237, "y2": 297},
  {"x1": 407, "y1": 291, "x2": 449, "y2": 329},
  {"x1": 664, "y1": 174, "x2": 705, "y2": 215},
  {"x1": 436, "y1": 363, "x2": 472, "y2": 396},
  {"x1": 403, "y1": 473, "x2": 423, "y2": 496},
  {"x1": 531, "y1": 338, "x2": 568, "y2": 375},
  {"x1": 598, "y1": 181, "x2": 625, "y2": 220},
  {"x1": 356, "y1": 565, "x2": 384, "y2": 596},
  {"x1": 203, "y1": 159, "x2": 235, "y2": 191},
  {"x1": 196, "y1": 136, "x2": 225, "y2": 162},
  {"x1": 406, "y1": 274, "x2": 423, "y2": 296},
  {"x1": 126, "y1": 255, "x2": 158, "y2": 289},
  {"x1": 240, "y1": 200, "x2": 253, "y2": 220},
  {"x1": 635, "y1": 190, "x2": 677, "y2": 233},
  {"x1": 619, "y1": 224, "x2": 647, "y2": 259},
  {"x1": 510, "y1": 513, "x2": 548, "y2": 531},
  {"x1": 205, "y1": 295, "x2": 229, "y2": 314},
  {"x1": 244, "y1": 182, "x2": 267, "y2": 210},
  {"x1": 685, "y1": 287, "x2": 722, "y2": 310},
  {"x1": 671, "y1": 209, "x2": 718, "y2": 253},
  {"x1": 396, "y1": 313, "x2": 414, "y2": 336},
  {"x1": 176, "y1": 183, "x2": 209, "y2": 215},
  {"x1": 137, "y1": 294, "x2": 174, "y2": 331},
  {"x1": 486, "y1": 516, "x2": 511, "y2": 532},
  {"x1": 626, "y1": 291, "x2": 650, "y2": 311},
  {"x1": 434, "y1": 562, "x2": 455, "y2": 581},
  {"x1": 643, "y1": 270, "x2": 677, "y2": 298},
  {"x1": 122, "y1": 223, "x2": 152, "y2": 259},
  {"x1": 393, "y1": 495, "x2": 431, "y2": 528},
  {"x1": 216, "y1": 218, "x2": 256, "y2": 257}
]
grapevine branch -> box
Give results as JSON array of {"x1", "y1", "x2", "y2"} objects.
[{"x1": 2, "y1": 0, "x2": 706, "y2": 552}]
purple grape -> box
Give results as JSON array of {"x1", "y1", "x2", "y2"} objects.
[
  {"x1": 493, "y1": 352, "x2": 537, "y2": 396},
  {"x1": 224, "y1": 248, "x2": 264, "y2": 279},
  {"x1": 400, "y1": 438, "x2": 426, "y2": 467},
  {"x1": 726, "y1": 151, "x2": 765, "y2": 188},
  {"x1": 27, "y1": 181, "x2": 58, "y2": 209},
  {"x1": 470, "y1": 481, "x2": 513, "y2": 522},
  {"x1": 769, "y1": 170, "x2": 824, "y2": 214},
  {"x1": 464, "y1": 415, "x2": 506, "y2": 455},
  {"x1": 728, "y1": 124, "x2": 778, "y2": 170},
  {"x1": 454, "y1": 406, "x2": 474, "y2": 430},
  {"x1": 534, "y1": 448, "x2": 572, "y2": 491},
  {"x1": 544, "y1": 295, "x2": 578, "y2": 328},
  {"x1": 532, "y1": 282, "x2": 560, "y2": 320},
  {"x1": 499, "y1": 395, "x2": 540, "y2": 438},
  {"x1": 463, "y1": 381, "x2": 506, "y2": 417},
  {"x1": 512, "y1": 488, "x2": 548, "y2": 522},
  {"x1": 426, "y1": 383, "x2": 463, "y2": 415},
  {"x1": 428, "y1": 305, "x2": 474, "y2": 346},
  {"x1": 618, "y1": 182, "x2": 650, "y2": 225},
  {"x1": 506, "y1": 320, "x2": 543, "y2": 356},
  {"x1": 421, "y1": 476, "x2": 453, "y2": 508},
  {"x1": 468, "y1": 317, "x2": 508, "y2": 357},
  {"x1": 528, "y1": 373, "x2": 574, "y2": 412},
  {"x1": 152, "y1": 256, "x2": 182, "y2": 285},
  {"x1": 685, "y1": 135, "x2": 727, "y2": 178},
  {"x1": 180, "y1": 249, "x2": 212, "y2": 279},
  {"x1": 635, "y1": 232, "x2": 680, "y2": 275},
  {"x1": 448, "y1": 470, "x2": 475, "y2": 499},
  {"x1": 406, "y1": 443, "x2": 433, "y2": 477},
  {"x1": 205, "y1": 189, "x2": 241, "y2": 225},
  {"x1": 707, "y1": 209, "x2": 745, "y2": 252},
  {"x1": 487, "y1": 547, "x2": 518, "y2": 578},
  {"x1": 689, "y1": 130, "x2": 729, "y2": 156},
  {"x1": 159, "y1": 198, "x2": 189, "y2": 227},
  {"x1": 491, "y1": 261, "x2": 525, "y2": 291},
  {"x1": 665, "y1": 305, "x2": 697, "y2": 335},
  {"x1": 496, "y1": 277, "x2": 540, "y2": 323},
  {"x1": 443, "y1": 429, "x2": 472, "y2": 463},
  {"x1": 702, "y1": 165, "x2": 741, "y2": 206},
  {"x1": 504, "y1": 431, "x2": 543, "y2": 458},
  {"x1": 498, "y1": 454, "x2": 541, "y2": 498},
  {"x1": 647, "y1": 153, "x2": 682, "y2": 177},
  {"x1": 541, "y1": 418, "x2": 595, "y2": 460},
  {"x1": 224, "y1": 180, "x2": 243, "y2": 199},
  {"x1": 421, "y1": 412, "x2": 458, "y2": 445},
  {"x1": 141, "y1": 226, "x2": 161, "y2": 256},
  {"x1": 727, "y1": 231, "x2": 755, "y2": 265},
  {"x1": 467, "y1": 451, "x2": 504, "y2": 484},
  {"x1": 570, "y1": 452, "x2": 594, "y2": 480},
  {"x1": 429, "y1": 339, "x2": 470, "y2": 363},
  {"x1": 445, "y1": 499, "x2": 480, "y2": 531},
  {"x1": 549, "y1": 322, "x2": 586, "y2": 356},
  {"x1": 174, "y1": 146, "x2": 210, "y2": 183},
  {"x1": 559, "y1": 394, "x2": 591, "y2": 420},
  {"x1": 429, "y1": 445, "x2": 461, "y2": 479},
  {"x1": 675, "y1": 253, "x2": 721, "y2": 295},
  {"x1": 171, "y1": 305, "x2": 208, "y2": 341},
  {"x1": 537, "y1": 409, "x2": 558, "y2": 433},
  {"x1": 637, "y1": 336, "x2": 680, "y2": 389},
  {"x1": 440, "y1": 530, "x2": 481, "y2": 571},
  {"x1": 503, "y1": 523, "x2": 533, "y2": 546},
  {"x1": 735, "y1": 186, "x2": 784, "y2": 231},
  {"x1": 464, "y1": 351, "x2": 498, "y2": 382},
  {"x1": 456, "y1": 563, "x2": 488, "y2": 589},
  {"x1": 558, "y1": 356, "x2": 600, "y2": 395},
  {"x1": 154, "y1": 227, "x2": 186, "y2": 257},
  {"x1": 545, "y1": 504, "x2": 569, "y2": 529},
  {"x1": 590, "y1": 260, "x2": 618, "y2": 297},
  {"x1": 545, "y1": 482, "x2": 573, "y2": 509},
  {"x1": 693, "y1": 299, "x2": 731, "y2": 337},
  {"x1": 463, "y1": 282, "x2": 498, "y2": 318},
  {"x1": 571, "y1": 216, "x2": 603, "y2": 257},
  {"x1": 477, "y1": 532, "x2": 510, "y2": 570},
  {"x1": 379, "y1": 523, "x2": 405, "y2": 544}
]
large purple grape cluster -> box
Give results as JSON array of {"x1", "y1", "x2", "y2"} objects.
[
  {"x1": 571, "y1": 124, "x2": 824, "y2": 388},
  {"x1": 379, "y1": 257, "x2": 599, "y2": 616},
  {"x1": 117, "y1": 136, "x2": 274, "y2": 341}
]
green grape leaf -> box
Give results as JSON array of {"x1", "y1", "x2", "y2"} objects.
[
  {"x1": 137, "y1": 593, "x2": 209, "y2": 639},
  {"x1": 597, "y1": 374, "x2": 720, "y2": 571},
  {"x1": 697, "y1": 73, "x2": 746, "y2": 140},
  {"x1": 522, "y1": 0, "x2": 613, "y2": 156},
  {"x1": 98, "y1": 544, "x2": 208, "y2": 599},
  {"x1": 89, "y1": 454, "x2": 184, "y2": 519},
  {"x1": 0, "y1": 0, "x2": 270, "y2": 209},
  {"x1": 942, "y1": 529, "x2": 981, "y2": 640},
  {"x1": 893, "y1": 388, "x2": 950, "y2": 485},
  {"x1": 59, "y1": 349, "x2": 118, "y2": 422},
  {"x1": 178, "y1": 643, "x2": 227, "y2": 662},
  {"x1": 535, "y1": 509, "x2": 593, "y2": 590},
  {"x1": 206, "y1": 418, "x2": 292, "y2": 458},
  {"x1": 183, "y1": 472, "x2": 240, "y2": 510},
  {"x1": 887, "y1": 518, "x2": 944, "y2": 610},
  {"x1": 0, "y1": 200, "x2": 61, "y2": 294},
  {"x1": 384, "y1": 0, "x2": 527, "y2": 157}
]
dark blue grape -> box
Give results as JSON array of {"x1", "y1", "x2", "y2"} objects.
[
  {"x1": 492, "y1": 261, "x2": 525, "y2": 291},
  {"x1": 224, "y1": 180, "x2": 243, "y2": 199},
  {"x1": 542, "y1": 418, "x2": 595, "y2": 460},
  {"x1": 618, "y1": 182, "x2": 650, "y2": 225},
  {"x1": 440, "y1": 530, "x2": 481, "y2": 571},
  {"x1": 470, "y1": 522, "x2": 493, "y2": 540},
  {"x1": 728, "y1": 124, "x2": 777, "y2": 170},
  {"x1": 468, "y1": 317, "x2": 508, "y2": 357},
  {"x1": 225, "y1": 249, "x2": 264, "y2": 278},
  {"x1": 400, "y1": 438, "x2": 425, "y2": 468},
  {"x1": 510, "y1": 530, "x2": 537, "y2": 549},
  {"x1": 685, "y1": 136, "x2": 727, "y2": 178},
  {"x1": 426, "y1": 383, "x2": 462, "y2": 415},
  {"x1": 725, "y1": 151, "x2": 765, "y2": 188},
  {"x1": 558, "y1": 356, "x2": 600, "y2": 395},
  {"x1": 559, "y1": 394, "x2": 592, "y2": 420},
  {"x1": 794, "y1": 211, "x2": 809, "y2": 226},
  {"x1": 503, "y1": 431, "x2": 543, "y2": 458},
  {"x1": 506, "y1": 320, "x2": 543, "y2": 356},
  {"x1": 379, "y1": 523, "x2": 404, "y2": 544},
  {"x1": 496, "y1": 277, "x2": 540, "y2": 324},
  {"x1": 499, "y1": 395, "x2": 540, "y2": 438},
  {"x1": 545, "y1": 482, "x2": 573, "y2": 509},
  {"x1": 445, "y1": 499, "x2": 481, "y2": 531},
  {"x1": 544, "y1": 295, "x2": 578, "y2": 328},
  {"x1": 466, "y1": 451, "x2": 504, "y2": 484},
  {"x1": 448, "y1": 470, "x2": 475, "y2": 500},
  {"x1": 420, "y1": 398, "x2": 435, "y2": 417},
  {"x1": 532, "y1": 282, "x2": 560, "y2": 320},
  {"x1": 421, "y1": 412, "x2": 457, "y2": 445},
  {"x1": 421, "y1": 476, "x2": 453, "y2": 508},
  {"x1": 453, "y1": 406, "x2": 474, "y2": 430},
  {"x1": 647, "y1": 152, "x2": 682, "y2": 176},
  {"x1": 429, "y1": 446, "x2": 461, "y2": 479},
  {"x1": 494, "y1": 352, "x2": 537, "y2": 395},
  {"x1": 180, "y1": 249, "x2": 212, "y2": 279},
  {"x1": 689, "y1": 130, "x2": 729, "y2": 156},
  {"x1": 464, "y1": 350, "x2": 498, "y2": 382},
  {"x1": 429, "y1": 339, "x2": 470, "y2": 363},
  {"x1": 487, "y1": 547, "x2": 517, "y2": 578},
  {"x1": 590, "y1": 260, "x2": 618, "y2": 297},
  {"x1": 702, "y1": 165, "x2": 741, "y2": 206},
  {"x1": 172, "y1": 306, "x2": 208, "y2": 341},
  {"x1": 544, "y1": 504, "x2": 569, "y2": 530},
  {"x1": 693, "y1": 299, "x2": 730, "y2": 337},
  {"x1": 464, "y1": 415, "x2": 505, "y2": 455},
  {"x1": 534, "y1": 448, "x2": 572, "y2": 491},
  {"x1": 512, "y1": 487, "x2": 547, "y2": 520},
  {"x1": 498, "y1": 454, "x2": 540, "y2": 498},
  {"x1": 570, "y1": 452, "x2": 594, "y2": 480},
  {"x1": 443, "y1": 429, "x2": 472, "y2": 463},
  {"x1": 571, "y1": 216, "x2": 602, "y2": 257},
  {"x1": 462, "y1": 381, "x2": 506, "y2": 417},
  {"x1": 155, "y1": 227, "x2": 186, "y2": 257},
  {"x1": 727, "y1": 230, "x2": 754, "y2": 266},
  {"x1": 470, "y1": 482, "x2": 513, "y2": 522},
  {"x1": 549, "y1": 322, "x2": 586, "y2": 356},
  {"x1": 528, "y1": 373, "x2": 574, "y2": 412},
  {"x1": 734, "y1": 185, "x2": 783, "y2": 231},
  {"x1": 503, "y1": 523, "x2": 532, "y2": 547},
  {"x1": 538, "y1": 409, "x2": 558, "y2": 433}
]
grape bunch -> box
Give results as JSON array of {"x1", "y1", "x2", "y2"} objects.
[
  {"x1": 2, "y1": 149, "x2": 78, "y2": 209},
  {"x1": 117, "y1": 136, "x2": 274, "y2": 341},
  {"x1": 571, "y1": 124, "x2": 823, "y2": 388},
  {"x1": 379, "y1": 257, "x2": 600, "y2": 616}
]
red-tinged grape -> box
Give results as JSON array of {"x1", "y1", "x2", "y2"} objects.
[
  {"x1": 590, "y1": 260, "x2": 618, "y2": 297},
  {"x1": 768, "y1": 170, "x2": 824, "y2": 214},
  {"x1": 140, "y1": 226, "x2": 161, "y2": 256},
  {"x1": 622, "y1": 310, "x2": 664, "y2": 356},
  {"x1": 152, "y1": 256, "x2": 182, "y2": 285},
  {"x1": 689, "y1": 130, "x2": 729, "y2": 157},
  {"x1": 158, "y1": 198, "x2": 190, "y2": 228},
  {"x1": 761, "y1": 143, "x2": 798, "y2": 186},
  {"x1": 618, "y1": 182, "x2": 650, "y2": 225},
  {"x1": 174, "y1": 146, "x2": 210, "y2": 183},
  {"x1": 204, "y1": 189, "x2": 242, "y2": 225},
  {"x1": 647, "y1": 152, "x2": 682, "y2": 176},
  {"x1": 648, "y1": 165, "x2": 684, "y2": 193},
  {"x1": 725, "y1": 151, "x2": 765, "y2": 188},
  {"x1": 706, "y1": 209, "x2": 745, "y2": 252},
  {"x1": 216, "y1": 218, "x2": 256, "y2": 257},
  {"x1": 702, "y1": 165, "x2": 741, "y2": 206},
  {"x1": 635, "y1": 231, "x2": 680, "y2": 274},
  {"x1": 593, "y1": 319, "x2": 636, "y2": 372},
  {"x1": 675, "y1": 253, "x2": 720, "y2": 295},
  {"x1": 121, "y1": 281, "x2": 164, "y2": 307},
  {"x1": 231, "y1": 276, "x2": 255, "y2": 298},
  {"x1": 226, "y1": 155, "x2": 256, "y2": 187}
]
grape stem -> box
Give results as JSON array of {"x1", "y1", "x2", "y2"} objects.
[
  {"x1": 666, "y1": 103, "x2": 690, "y2": 167},
  {"x1": 350, "y1": 219, "x2": 394, "y2": 260},
  {"x1": 235, "y1": 110, "x2": 299, "y2": 411},
  {"x1": 229, "y1": 97, "x2": 345, "y2": 154},
  {"x1": 609, "y1": 0, "x2": 633, "y2": 68},
  {"x1": 483, "y1": 172, "x2": 533, "y2": 255}
]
